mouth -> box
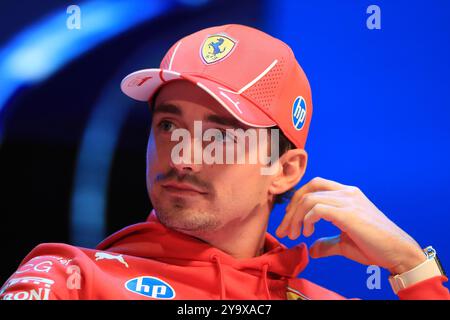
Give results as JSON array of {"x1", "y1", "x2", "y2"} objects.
[{"x1": 161, "y1": 181, "x2": 208, "y2": 196}]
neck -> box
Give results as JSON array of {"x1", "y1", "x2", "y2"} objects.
[{"x1": 191, "y1": 203, "x2": 272, "y2": 259}]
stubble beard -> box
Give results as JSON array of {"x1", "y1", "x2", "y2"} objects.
[{"x1": 153, "y1": 198, "x2": 221, "y2": 235}]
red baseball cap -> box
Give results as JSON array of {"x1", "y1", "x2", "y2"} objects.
[{"x1": 121, "y1": 24, "x2": 312, "y2": 149}]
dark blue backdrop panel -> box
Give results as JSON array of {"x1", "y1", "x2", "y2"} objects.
[{"x1": 266, "y1": 0, "x2": 450, "y2": 299}]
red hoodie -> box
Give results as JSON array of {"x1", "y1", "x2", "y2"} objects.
[{"x1": 1, "y1": 210, "x2": 449, "y2": 300}]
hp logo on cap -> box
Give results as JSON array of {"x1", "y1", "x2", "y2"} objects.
[{"x1": 292, "y1": 96, "x2": 307, "y2": 130}]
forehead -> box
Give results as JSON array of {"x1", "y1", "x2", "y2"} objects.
[
  {"x1": 153, "y1": 80, "x2": 249, "y2": 129},
  {"x1": 154, "y1": 80, "x2": 227, "y2": 116}
]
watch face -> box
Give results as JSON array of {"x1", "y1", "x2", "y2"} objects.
[
  {"x1": 424, "y1": 246, "x2": 436, "y2": 258},
  {"x1": 425, "y1": 246, "x2": 446, "y2": 277}
]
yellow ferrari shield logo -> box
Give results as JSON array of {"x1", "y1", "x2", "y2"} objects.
[
  {"x1": 200, "y1": 34, "x2": 236, "y2": 65},
  {"x1": 286, "y1": 289, "x2": 309, "y2": 300}
]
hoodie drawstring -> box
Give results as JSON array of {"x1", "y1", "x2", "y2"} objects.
[
  {"x1": 211, "y1": 254, "x2": 226, "y2": 300},
  {"x1": 261, "y1": 263, "x2": 272, "y2": 300}
]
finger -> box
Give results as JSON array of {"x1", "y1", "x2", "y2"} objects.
[
  {"x1": 309, "y1": 234, "x2": 342, "y2": 258},
  {"x1": 286, "y1": 177, "x2": 346, "y2": 212},
  {"x1": 302, "y1": 203, "x2": 345, "y2": 238},
  {"x1": 279, "y1": 177, "x2": 346, "y2": 235},
  {"x1": 276, "y1": 191, "x2": 347, "y2": 239},
  {"x1": 310, "y1": 234, "x2": 373, "y2": 265},
  {"x1": 287, "y1": 192, "x2": 347, "y2": 239},
  {"x1": 278, "y1": 190, "x2": 341, "y2": 237}
]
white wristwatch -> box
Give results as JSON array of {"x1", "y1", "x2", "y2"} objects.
[{"x1": 388, "y1": 246, "x2": 446, "y2": 294}]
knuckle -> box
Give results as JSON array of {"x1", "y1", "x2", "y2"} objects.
[
  {"x1": 301, "y1": 193, "x2": 313, "y2": 204},
  {"x1": 313, "y1": 203, "x2": 327, "y2": 212},
  {"x1": 311, "y1": 177, "x2": 324, "y2": 185},
  {"x1": 346, "y1": 186, "x2": 360, "y2": 195},
  {"x1": 306, "y1": 204, "x2": 321, "y2": 218}
]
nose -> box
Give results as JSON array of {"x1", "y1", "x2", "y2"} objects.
[{"x1": 168, "y1": 137, "x2": 203, "y2": 174}]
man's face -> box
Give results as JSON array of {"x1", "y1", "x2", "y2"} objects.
[{"x1": 146, "y1": 80, "x2": 275, "y2": 235}]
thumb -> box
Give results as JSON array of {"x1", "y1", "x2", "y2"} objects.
[{"x1": 309, "y1": 234, "x2": 342, "y2": 259}]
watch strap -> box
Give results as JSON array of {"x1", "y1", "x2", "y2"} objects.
[{"x1": 389, "y1": 246, "x2": 444, "y2": 294}]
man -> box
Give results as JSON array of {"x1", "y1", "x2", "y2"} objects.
[{"x1": 1, "y1": 24, "x2": 448, "y2": 300}]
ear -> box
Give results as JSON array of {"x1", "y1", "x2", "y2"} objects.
[{"x1": 268, "y1": 149, "x2": 308, "y2": 196}]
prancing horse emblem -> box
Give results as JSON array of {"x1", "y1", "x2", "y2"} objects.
[{"x1": 200, "y1": 34, "x2": 237, "y2": 65}]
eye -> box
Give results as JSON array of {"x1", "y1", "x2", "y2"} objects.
[
  {"x1": 215, "y1": 129, "x2": 236, "y2": 143},
  {"x1": 157, "y1": 120, "x2": 176, "y2": 133}
]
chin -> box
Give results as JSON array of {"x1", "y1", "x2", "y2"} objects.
[{"x1": 155, "y1": 205, "x2": 221, "y2": 234}]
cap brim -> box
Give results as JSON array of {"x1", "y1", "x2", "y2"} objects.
[{"x1": 121, "y1": 68, "x2": 276, "y2": 128}]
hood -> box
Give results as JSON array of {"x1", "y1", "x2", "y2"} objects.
[{"x1": 96, "y1": 210, "x2": 310, "y2": 299}]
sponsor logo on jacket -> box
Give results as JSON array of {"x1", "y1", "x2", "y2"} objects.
[
  {"x1": 125, "y1": 276, "x2": 175, "y2": 299},
  {"x1": 1, "y1": 276, "x2": 54, "y2": 300},
  {"x1": 95, "y1": 251, "x2": 129, "y2": 268}
]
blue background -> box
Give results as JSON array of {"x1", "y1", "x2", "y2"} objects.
[
  {"x1": 0, "y1": 0, "x2": 449, "y2": 299},
  {"x1": 267, "y1": 0, "x2": 450, "y2": 299}
]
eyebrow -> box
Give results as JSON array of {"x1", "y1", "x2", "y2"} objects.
[
  {"x1": 205, "y1": 114, "x2": 246, "y2": 129},
  {"x1": 153, "y1": 102, "x2": 246, "y2": 129},
  {"x1": 153, "y1": 102, "x2": 182, "y2": 116}
]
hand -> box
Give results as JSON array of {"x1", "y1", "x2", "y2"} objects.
[{"x1": 276, "y1": 177, "x2": 427, "y2": 275}]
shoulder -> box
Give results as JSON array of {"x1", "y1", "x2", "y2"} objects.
[{"x1": 1, "y1": 243, "x2": 94, "y2": 300}]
